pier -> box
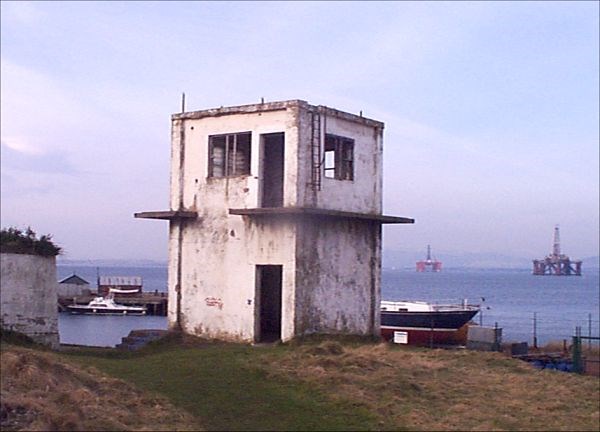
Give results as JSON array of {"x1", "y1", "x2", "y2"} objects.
[{"x1": 58, "y1": 292, "x2": 168, "y2": 316}]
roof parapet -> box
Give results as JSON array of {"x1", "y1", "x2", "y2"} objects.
[{"x1": 172, "y1": 99, "x2": 384, "y2": 129}]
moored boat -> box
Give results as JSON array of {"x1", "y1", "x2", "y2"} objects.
[
  {"x1": 381, "y1": 300, "x2": 479, "y2": 346},
  {"x1": 67, "y1": 295, "x2": 147, "y2": 315}
]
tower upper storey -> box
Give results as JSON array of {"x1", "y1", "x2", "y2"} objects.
[{"x1": 169, "y1": 100, "x2": 385, "y2": 216}]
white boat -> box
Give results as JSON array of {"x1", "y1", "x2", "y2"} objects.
[{"x1": 67, "y1": 295, "x2": 147, "y2": 315}]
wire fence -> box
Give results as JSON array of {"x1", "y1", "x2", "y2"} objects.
[{"x1": 527, "y1": 313, "x2": 600, "y2": 349}]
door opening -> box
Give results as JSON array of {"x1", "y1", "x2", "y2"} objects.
[
  {"x1": 256, "y1": 265, "x2": 282, "y2": 342},
  {"x1": 261, "y1": 133, "x2": 284, "y2": 207}
]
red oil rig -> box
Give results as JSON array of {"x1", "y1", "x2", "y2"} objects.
[
  {"x1": 416, "y1": 245, "x2": 442, "y2": 272},
  {"x1": 532, "y1": 226, "x2": 582, "y2": 276}
]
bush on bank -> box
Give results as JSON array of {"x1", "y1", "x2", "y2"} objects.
[{"x1": 0, "y1": 227, "x2": 61, "y2": 257}]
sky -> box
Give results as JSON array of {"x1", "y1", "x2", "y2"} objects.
[{"x1": 1, "y1": 1, "x2": 598, "y2": 263}]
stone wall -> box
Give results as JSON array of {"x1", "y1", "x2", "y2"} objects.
[{"x1": 0, "y1": 253, "x2": 59, "y2": 348}]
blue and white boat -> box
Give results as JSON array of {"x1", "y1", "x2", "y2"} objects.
[{"x1": 380, "y1": 300, "x2": 479, "y2": 345}]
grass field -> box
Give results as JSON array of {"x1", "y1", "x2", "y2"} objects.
[
  {"x1": 0, "y1": 342, "x2": 199, "y2": 431},
  {"x1": 64, "y1": 336, "x2": 377, "y2": 431},
  {"x1": 2, "y1": 332, "x2": 599, "y2": 431}
]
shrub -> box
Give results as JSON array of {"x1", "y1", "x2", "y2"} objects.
[{"x1": 0, "y1": 227, "x2": 61, "y2": 257}]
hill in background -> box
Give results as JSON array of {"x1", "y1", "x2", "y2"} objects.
[
  {"x1": 57, "y1": 253, "x2": 599, "y2": 271},
  {"x1": 383, "y1": 250, "x2": 599, "y2": 270}
]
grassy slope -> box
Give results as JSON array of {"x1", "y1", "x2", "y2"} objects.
[
  {"x1": 263, "y1": 341, "x2": 600, "y2": 431},
  {"x1": 63, "y1": 335, "x2": 600, "y2": 431},
  {"x1": 67, "y1": 338, "x2": 376, "y2": 431},
  {"x1": 0, "y1": 343, "x2": 199, "y2": 431},
  {"x1": 3, "y1": 332, "x2": 598, "y2": 431}
]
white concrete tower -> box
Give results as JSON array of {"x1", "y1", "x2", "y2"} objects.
[{"x1": 136, "y1": 100, "x2": 413, "y2": 342}]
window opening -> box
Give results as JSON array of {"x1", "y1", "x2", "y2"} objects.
[
  {"x1": 261, "y1": 133, "x2": 285, "y2": 208},
  {"x1": 209, "y1": 132, "x2": 251, "y2": 177},
  {"x1": 324, "y1": 134, "x2": 354, "y2": 180}
]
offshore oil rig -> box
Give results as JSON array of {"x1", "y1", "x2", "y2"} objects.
[
  {"x1": 532, "y1": 226, "x2": 582, "y2": 276},
  {"x1": 416, "y1": 245, "x2": 442, "y2": 272}
]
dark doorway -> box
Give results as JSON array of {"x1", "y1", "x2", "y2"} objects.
[
  {"x1": 261, "y1": 133, "x2": 284, "y2": 207},
  {"x1": 256, "y1": 265, "x2": 282, "y2": 342}
]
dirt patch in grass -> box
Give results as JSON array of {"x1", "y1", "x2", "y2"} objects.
[
  {"x1": 256, "y1": 340, "x2": 600, "y2": 431},
  {"x1": 0, "y1": 344, "x2": 200, "y2": 431}
]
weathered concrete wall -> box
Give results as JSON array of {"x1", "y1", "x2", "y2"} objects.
[
  {"x1": 243, "y1": 217, "x2": 297, "y2": 341},
  {"x1": 168, "y1": 108, "x2": 299, "y2": 341},
  {"x1": 172, "y1": 216, "x2": 296, "y2": 342},
  {"x1": 171, "y1": 108, "x2": 297, "y2": 211},
  {"x1": 165, "y1": 100, "x2": 386, "y2": 342},
  {"x1": 295, "y1": 218, "x2": 381, "y2": 337},
  {"x1": 296, "y1": 104, "x2": 383, "y2": 213},
  {"x1": 0, "y1": 253, "x2": 59, "y2": 348}
]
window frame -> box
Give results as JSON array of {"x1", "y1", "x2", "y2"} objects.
[
  {"x1": 208, "y1": 132, "x2": 252, "y2": 178},
  {"x1": 324, "y1": 134, "x2": 354, "y2": 181}
]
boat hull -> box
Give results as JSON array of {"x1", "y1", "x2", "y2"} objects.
[
  {"x1": 381, "y1": 309, "x2": 478, "y2": 346},
  {"x1": 67, "y1": 306, "x2": 146, "y2": 316}
]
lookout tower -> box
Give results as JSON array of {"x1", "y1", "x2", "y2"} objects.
[{"x1": 136, "y1": 100, "x2": 414, "y2": 342}]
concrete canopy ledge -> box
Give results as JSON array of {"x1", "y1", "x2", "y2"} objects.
[
  {"x1": 134, "y1": 210, "x2": 198, "y2": 220},
  {"x1": 229, "y1": 207, "x2": 414, "y2": 224}
]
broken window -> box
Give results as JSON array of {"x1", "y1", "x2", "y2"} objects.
[
  {"x1": 324, "y1": 134, "x2": 354, "y2": 180},
  {"x1": 208, "y1": 132, "x2": 251, "y2": 177}
]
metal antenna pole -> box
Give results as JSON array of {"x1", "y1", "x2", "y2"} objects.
[
  {"x1": 181, "y1": 92, "x2": 186, "y2": 113},
  {"x1": 533, "y1": 312, "x2": 538, "y2": 349},
  {"x1": 589, "y1": 313, "x2": 592, "y2": 352},
  {"x1": 480, "y1": 298, "x2": 484, "y2": 326}
]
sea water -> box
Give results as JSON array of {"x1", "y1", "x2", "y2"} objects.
[
  {"x1": 57, "y1": 265, "x2": 599, "y2": 347},
  {"x1": 382, "y1": 267, "x2": 600, "y2": 344},
  {"x1": 57, "y1": 265, "x2": 168, "y2": 347}
]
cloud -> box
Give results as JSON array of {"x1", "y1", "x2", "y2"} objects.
[
  {"x1": 1, "y1": 2, "x2": 597, "y2": 259},
  {"x1": 0, "y1": 140, "x2": 79, "y2": 175},
  {"x1": 0, "y1": 1, "x2": 44, "y2": 26},
  {"x1": 0, "y1": 135, "x2": 43, "y2": 155},
  {"x1": 0, "y1": 58, "x2": 123, "y2": 156}
]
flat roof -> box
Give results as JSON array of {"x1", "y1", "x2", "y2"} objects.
[
  {"x1": 229, "y1": 207, "x2": 414, "y2": 224},
  {"x1": 172, "y1": 99, "x2": 384, "y2": 129}
]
